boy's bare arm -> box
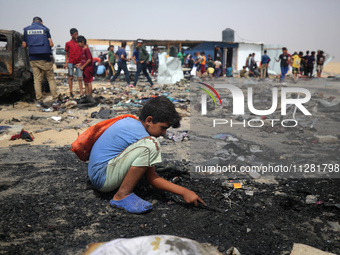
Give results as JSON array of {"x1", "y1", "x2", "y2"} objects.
[
  {"x1": 146, "y1": 167, "x2": 206, "y2": 206},
  {"x1": 80, "y1": 59, "x2": 91, "y2": 70},
  {"x1": 64, "y1": 51, "x2": 69, "y2": 68}
]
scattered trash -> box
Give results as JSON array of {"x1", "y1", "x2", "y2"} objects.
[
  {"x1": 248, "y1": 171, "x2": 261, "y2": 179},
  {"x1": 245, "y1": 190, "x2": 254, "y2": 196},
  {"x1": 10, "y1": 129, "x2": 34, "y2": 142},
  {"x1": 34, "y1": 128, "x2": 52, "y2": 133},
  {"x1": 91, "y1": 107, "x2": 115, "y2": 119},
  {"x1": 82, "y1": 235, "x2": 222, "y2": 255},
  {"x1": 166, "y1": 131, "x2": 189, "y2": 142},
  {"x1": 317, "y1": 99, "x2": 340, "y2": 112},
  {"x1": 157, "y1": 52, "x2": 184, "y2": 85},
  {"x1": 226, "y1": 246, "x2": 241, "y2": 255},
  {"x1": 306, "y1": 195, "x2": 318, "y2": 204},
  {"x1": 222, "y1": 180, "x2": 243, "y2": 189},
  {"x1": 51, "y1": 116, "x2": 62, "y2": 122},
  {"x1": 249, "y1": 145, "x2": 262, "y2": 153},
  {"x1": 313, "y1": 135, "x2": 339, "y2": 144}
]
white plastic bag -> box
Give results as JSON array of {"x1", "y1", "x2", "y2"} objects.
[
  {"x1": 190, "y1": 66, "x2": 197, "y2": 76},
  {"x1": 85, "y1": 235, "x2": 222, "y2": 255}
]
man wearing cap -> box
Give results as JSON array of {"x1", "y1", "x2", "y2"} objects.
[
  {"x1": 133, "y1": 39, "x2": 154, "y2": 87},
  {"x1": 23, "y1": 17, "x2": 58, "y2": 107}
]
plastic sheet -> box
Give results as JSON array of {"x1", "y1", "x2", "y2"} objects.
[
  {"x1": 157, "y1": 52, "x2": 184, "y2": 85},
  {"x1": 85, "y1": 235, "x2": 221, "y2": 255}
]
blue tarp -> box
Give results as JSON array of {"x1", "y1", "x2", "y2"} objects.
[{"x1": 184, "y1": 42, "x2": 238, "y2": 65}]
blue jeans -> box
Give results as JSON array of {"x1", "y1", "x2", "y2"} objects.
[
  {"x1": 281, "y1": 66, "x2": 288, "y2": 81},
  {"x1": 67, "y1": 63, "x2": 82, "y2": 77},
  {"x1": 110, "y1": 62, "x2": 130, "y2": 84},
  {"x1": 134, "y1": 62, "x2": 153, "y2": 86},
  {"x1": 215, "y1": 67, "x2": 221, "y2": 77}
]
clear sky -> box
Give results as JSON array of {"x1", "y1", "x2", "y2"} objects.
[{"x1": 1, "y1": 0, "x2": 339, "y2": 61}]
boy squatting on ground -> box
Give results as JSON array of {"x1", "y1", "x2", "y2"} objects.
[{"x1": 88, "y1": 97, "x2": 206, "y2": 213}]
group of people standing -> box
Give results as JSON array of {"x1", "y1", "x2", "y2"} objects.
[
  {"x1": 23, "y1": 17, "x2": 95, "y2": 106},
  {"x1": 276, "y1": 48, "x2": 326, "y2": 82},
  {"x1": 240, "y1": 48, "x2": 326, "y2": 82},
  {"x1": 107, "y1": 40, "x2": 156, "y2": 88},
  {"x1": 22, "y1": 16, "x2": 162, "y2": 106},
  {"x1": 182, "y1": 45, "x2": 233, "y2": 78}
]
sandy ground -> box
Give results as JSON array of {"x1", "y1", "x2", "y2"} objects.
[{"x1": 322, "y1": 62, "x2": 340, "y2": 76}]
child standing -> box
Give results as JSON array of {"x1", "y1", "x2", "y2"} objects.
[
  {"x1": 214, "y1": 57, "x2": 222, "y2": 78},
  {"x1": 275, "y1": 47, "x2": 291, "y2": 82},
  {"x1": 291, "y1": 51, "x2": 303, "y2": 82},
  {"x1": 76, "y1": 36, "x2": 94, "y2": 102}
]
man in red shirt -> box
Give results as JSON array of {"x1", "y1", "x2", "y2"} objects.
[{"x1": 64, "y1": 28, "x2": 83, "y2": 98}]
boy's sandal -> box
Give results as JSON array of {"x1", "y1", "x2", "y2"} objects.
[{"x1": 110, "y1": 193, "x2": 152, "y2": 214}]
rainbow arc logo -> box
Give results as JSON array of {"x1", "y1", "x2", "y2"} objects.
[{"x1": 198, "y1": 82, "x2": 223, "y2": 107}]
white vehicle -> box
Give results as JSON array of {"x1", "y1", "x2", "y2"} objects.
[{"x1": 53, "y1": 46, "x2": 65, "y2": 68}]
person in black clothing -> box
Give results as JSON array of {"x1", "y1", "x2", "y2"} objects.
[
  {"x1": 302, "y1": 51, "x2": 310, "y2": 76},
  {"x1": 306, "y1": 51, "x2": 316, "y2": 78}
]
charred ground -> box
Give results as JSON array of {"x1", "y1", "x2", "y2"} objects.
[{"x1": 0, "y1": 144, "x2": 339, "y2": 255}]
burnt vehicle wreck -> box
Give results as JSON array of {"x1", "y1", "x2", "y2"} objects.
[{"x1": 0, "y1": 29, "x2": 34, "y2": 101}]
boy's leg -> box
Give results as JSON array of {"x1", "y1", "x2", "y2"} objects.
[
  {"x1": 100, "y1": 136, "x2": 161, "y2": 193},
  {"x1": 76, "y1": 66, "x2": 83, "y2": 96},
  {"x1": 83, "y1": 83, "x2": 88, "y2": 95},
  {"x1": 67, "y1": 63, "x2": 74, "y2": 95},
  {"x1": 110, "y1": 63, "x2": 122, "y2": 82},
  {"x1": 133, "y1": 62, "x2": 142, "y2": 86},
  {"x1": 122, "y1": 62, "x2": 130, "y2": 85},
  {"x1": 87, "y1": 83, "x2": 92, "y2": 96},
  {"x1": 114, "y1": 166, "x2": 152, "y2": 200},
  {"x1": 141, "y1": 62, "x2": 154, "y2": 86},
  {"x1": 99, "y1": 137, "x2": 161, "y2": 213}
]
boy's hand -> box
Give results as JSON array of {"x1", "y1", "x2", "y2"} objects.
[{"x1": 182, "y1": 190, "x2": 206, "y2": 206}]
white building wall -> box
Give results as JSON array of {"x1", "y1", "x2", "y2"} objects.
[{"x1": 236, "y1": 43, "x2": 263, "y2": 71}]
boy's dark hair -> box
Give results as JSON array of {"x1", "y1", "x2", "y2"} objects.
[
  {"x1": 311, "y1": 51, "x2": 315, "y2": 55},
  {"x1": 306, "y1": 51, "x2": 309, "y2": 54},
  {"x1": 282, "y1": 47, "x2": 287, "y2": 51},
  {"x1": 264, "y1": 50, "x2": 267, "y2": 53},
  {"x1": 122, "y1": 41, "x2": 127, "y2": 48},
  {"x1": 201, "y1": 51, "x2": 205, "y2": 55},
  {"x1": 77, "y1": 35, "x2": 86, "y2": 45},
  {"x1": 70, "y1": 28, "x2": 78, "y2": 35},
  {"x1": 139, "y1": 96, "x2": 181, "y2": 128},
  {"x1": 299, "y1": 51, "x2": 303, "y2": 56}
]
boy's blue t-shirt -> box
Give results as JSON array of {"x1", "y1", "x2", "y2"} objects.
[
  {"x1": 88, "y1": 117, "x2": 149, "y2": 189},
  {"x1": 261, "y1": 54, "x2": 271, "y2": 64},
  {"x1": 116, "y1": 48, "x2": 127, "y2": 63}
]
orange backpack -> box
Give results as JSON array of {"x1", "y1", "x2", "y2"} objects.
[{"x1": 71, "y1": 114, "x2": 137, "y2": 161}]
